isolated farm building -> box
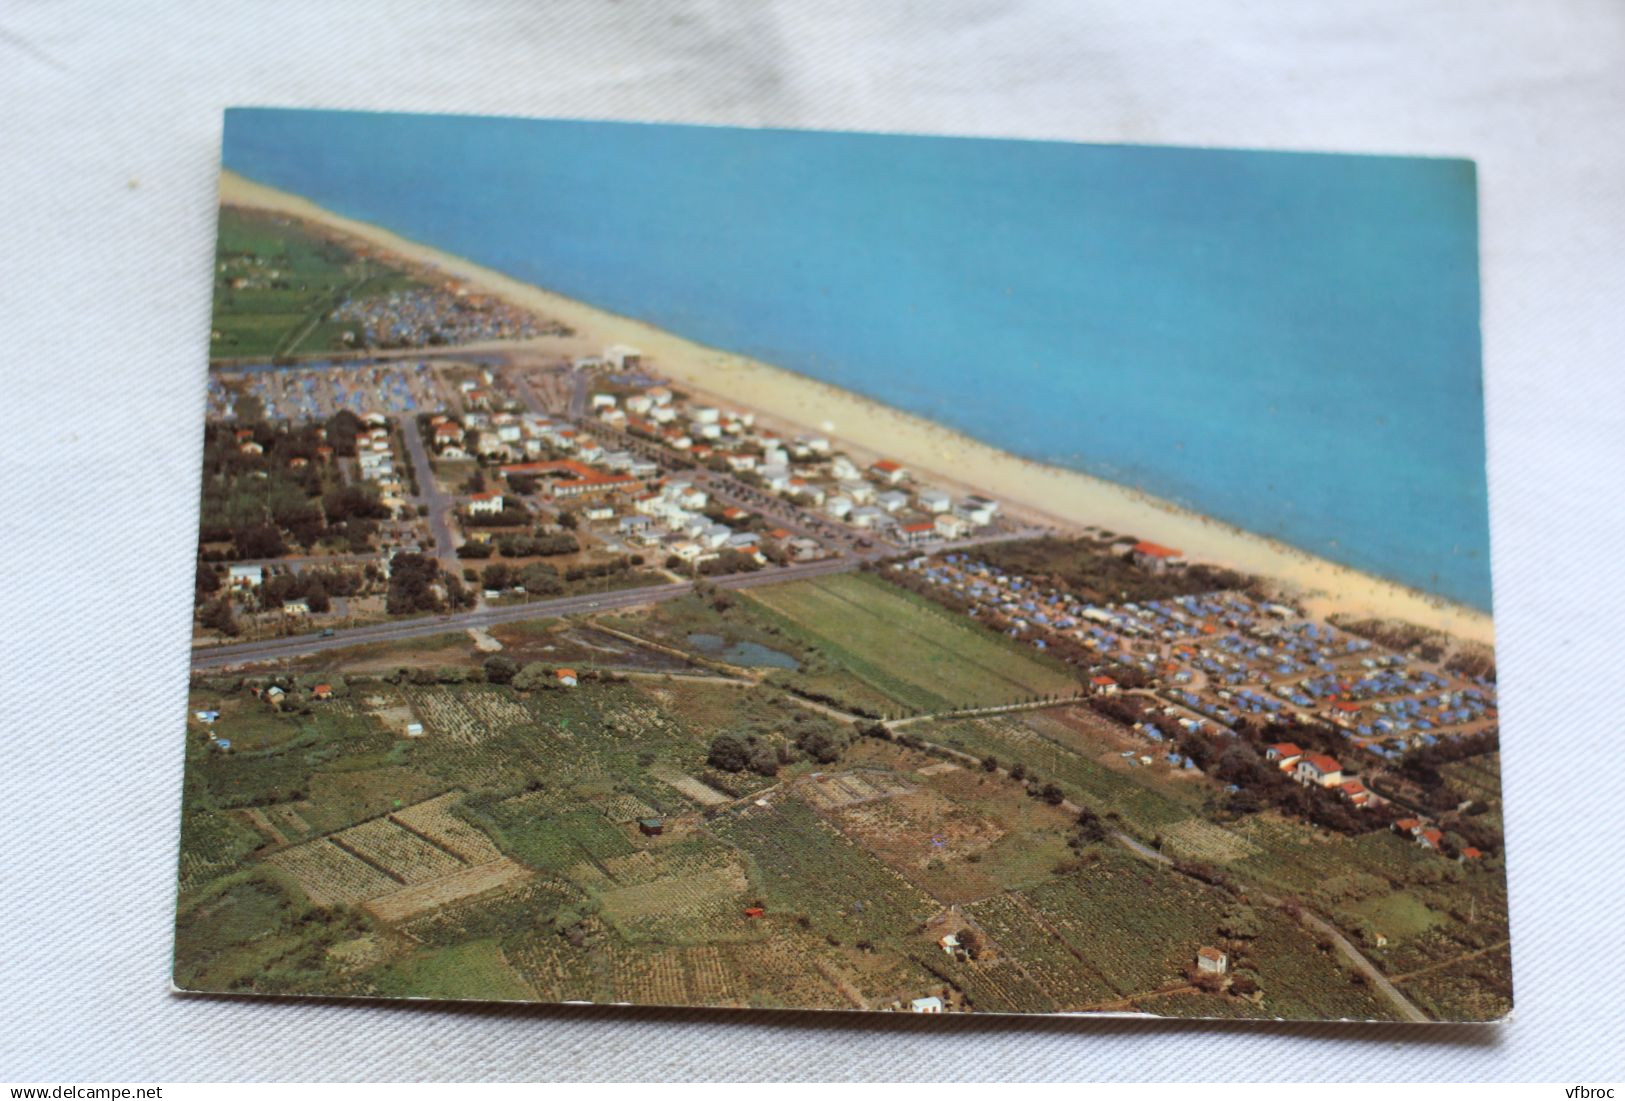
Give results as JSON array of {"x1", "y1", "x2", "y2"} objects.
[
  {"x1": 467, "y1": 492, "x2": 505, "y2": 515},
  {"x1": 637, "y1": 817, "x2": 664, "y2": 836},
  {"x1": 1130, "y1": 541, "x2": 1184, "y2": 572},
  {"x1": 555, "y1": 669, "x2": 579, "y2": 688},
  {"x1": 1196, "y1": 947, "x2": 1229, "y2": 974},
  {"x1": 910, "y1": 996, "x2": 944, "y2": 1013},
  {"x1": 869, "y1": 459, "x2": 906, "y2": 484},
  {"x1": 264, "y1": 686, "x2": 286, "y2": 707},
  {"x1": 1265, "y1": 743, "x2": 1303, "y2": 768},
  {"x1": 1090, "y1": 675, "x2": 1119, "y2": 696},
  {"x1": 1294, "y1": 753, "x2": 1344, "y2": 788},
  {"x1": 194, "y1": 710, "x2": 219, "y2": 724},
  {"x1": 228, "y1": 564, "x2": 264, "y2": 589},
  {"x1": 1459, "y1": 847, "x2": 1485, "y2": 862},
  {"x1": 938, "y1": 933, "x2": 961, "y2": 955},
  {"x1": 312, "y1": 683, "x2": 333, "y2": 701}
]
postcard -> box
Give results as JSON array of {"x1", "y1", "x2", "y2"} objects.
[{"x1": 176, "y1": 108, "x2": 1507, "y2": 1022}]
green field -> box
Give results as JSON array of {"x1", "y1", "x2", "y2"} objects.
[
  {"x1": 710, "y1": 799, "x2": 936, "y2": 944},
  {"x1": 746, "y1": 572, "x2": 1079, "y2": 713},
  {"x1": 211, "y1": 206, "x2": 420, "y2": 359},
  {"x1": 175, "y1": 618, "x2": 1508, "y2": 1019}
]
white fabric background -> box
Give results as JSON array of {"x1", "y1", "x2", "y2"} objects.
[{"x1": 2, "y1": 0, "x2": 1623, "y2": 1082}]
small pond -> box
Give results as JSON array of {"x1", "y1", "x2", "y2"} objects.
[{"x1": 685, "y1": 632, "x2": 800, "y2": 670}]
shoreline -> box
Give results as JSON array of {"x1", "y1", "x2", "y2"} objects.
[{"x1": 216, "y1": 170, "x2": 1494, "y2": 647}]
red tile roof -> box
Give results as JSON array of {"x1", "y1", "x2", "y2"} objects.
[
  {"x1": 870, "y1": 459, "x2": 902, "y2": 473},
  {"x1": 1267, "y1": 742, "x2": 1303, "y2": 758},
  {"x1": 1301, "y1": 753, "x2": 1342, "y2": 774},
  {"x1": 1132, "y1": 540, "x2": 1181, "y2": 558}
]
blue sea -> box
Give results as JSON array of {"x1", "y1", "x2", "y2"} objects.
[{"x1": 223, "y1": 109, "x2": 1492, "y2": 611}]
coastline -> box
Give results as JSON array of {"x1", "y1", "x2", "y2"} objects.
[{"x1": 216, "y1": 169, "x2": 1495, "y2": 647}]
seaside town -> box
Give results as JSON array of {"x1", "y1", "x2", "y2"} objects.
[{"x1": 179, "y1": 199, "x2": 1508, "y2": 1024}]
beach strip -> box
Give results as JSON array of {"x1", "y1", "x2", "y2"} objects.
[{"x1": 216, "y1": 169, "x2": 1494, "y2": 646}]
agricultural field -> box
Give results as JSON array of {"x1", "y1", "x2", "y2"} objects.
[
  {"x1": 177, "y1": 604, "x2": 1506, "y2": 1019},
  {"x1": 211, "y1": 206, "x2": 421, "y2": 359},
  {"x1": 924, "y1": 712, "x2": 1202, "y2": 829},
  {"x1": 745, "y1": 572, "x2": 1079, "y2": 714}
]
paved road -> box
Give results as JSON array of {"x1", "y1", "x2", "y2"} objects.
[
  {"x1": 398, "y1": 416, "x2": 458, "y2": 571},
  {"x1": 191, "y1": 554, "x2": 867, "y2": 670}
]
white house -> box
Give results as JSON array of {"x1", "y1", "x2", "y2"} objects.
[
  {"x1": 876, "y1": 490, "x2": 909, "y2": 513},
  {"x1": 1294, "y1": 753, "x2": 1344, "y2": 788},
  {"x1": 916, "y1": 489, "x2": 953, "y2": 513},
  {"x1": 1196, "y1": 947, "x2": 1229, "y2": 974},
  {"x1": 869, "y1": 459, "x2": 906, "y2": 484},
  {"x1": 468, "y1": 492, "x2": 505, "y2": 515},
  {"x1": 910, "y1": 996, "x2": 944, "y2": 1013},
  {"x1": 899, "y1": 521, "x2": 937, "y2": 546},
  {"x1": 228, "y1": 564, "x2": 264, "y2": 588},
  {"x1": 956, "y1": 499, "x2": 996, "y2": 526},
  {"x1": 850, "y1": 506, "x2": 887, "y2": 529}
]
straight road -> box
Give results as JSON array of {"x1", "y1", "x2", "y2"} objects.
[
  {"x1": 398, "y1": 416, "x2": 458, "y2": 571},
  {"x1": 191, "y1": 553, "x2": 864, "y2": 670},
  {"x1": 192, "y1": 526, "x2": 1050, "y2": 671}
]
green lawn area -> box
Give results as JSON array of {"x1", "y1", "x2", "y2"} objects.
[
  {"x1": 370, "y1": 938, "x2": 536, "y2": 1001},
  {"x1": 211, "y1": 206, "x2": 420, "y2": 359},
  {"x1": 1346, "y1": 892, "x2": 1448, "y2": 941},
  {"x1": 745, "y1": 572, "x2": 1078, "y2": 713}
]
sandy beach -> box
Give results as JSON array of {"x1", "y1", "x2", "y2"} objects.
[{"x1": 217, "y1": 170, "x2": 1494, "y2": 647}]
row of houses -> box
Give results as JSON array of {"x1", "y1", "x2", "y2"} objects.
[{"x1": 601, "y1": 380, "x2": 1000, "y2": 547}]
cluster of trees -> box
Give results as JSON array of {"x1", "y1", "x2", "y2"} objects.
[
  {"x1": 708, "y1": 711, "x2": 853, "y2": 778},
  {"x1": 457, "y1": 530, "x2": 580, "y2": 559},
  {"x1": 972, "y1": 536, "x2": 1255, "y2": 605},
  {"x1": 696, "y1": 548, "x2": 764, "y2": 577},
  {"x1": 198, "y1": 413, "x2": 392, "y2": 559},
  {"x1": 707, "y1": 731, "x2": 786, "y2": 777},
  {"x1": 385, "y1": 552, "x2": 471, "y2": 615},
  {"x1": 462, "y1": 505, "x2": 533, "y2": 529},
  {"x1": 563, "y1": 556, "x2": 636, "y2": 583},
  {"x1": 477, "y1": 560, "x2": 564, "y2": 596},
  {"x1": 253, "y1": 566, "x2": 363, "y2": 613}
]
